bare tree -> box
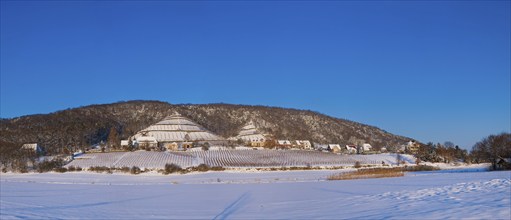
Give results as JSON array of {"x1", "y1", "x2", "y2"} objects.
[
  {"x1": 107, "y1": 127, "x2": 120, "y2": 149},
  {"x1": 471, "y1": 133, "x2": 511, "y2": 170}
]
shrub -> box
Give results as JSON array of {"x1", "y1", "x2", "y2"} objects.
[
  {"x1": 164, "y1": 163, "x2": 182, "y2": 174},
  {"x1": 354, "y1": 161, "x2": 361, "y2": 168},
  {"x1": 37, "y1": 159, "x2": 64, "y2": 173},
  {"x1": 196, "y1": 164, "x2": 210, "y2": 172},
  {"x1": 89, "y1": 166, "x2": 111, "y2": 173},
  {"x1": 119, "y1": 167, "x2": 130, "y2": 173},
  {"x1": 54, "y1": 167, "x2": 68, "y2": 173},
  {"x1": 403, "y1": 165, "x2": 439, "y2": 172},
  {"x1": 209, "y1": 166, "x2": 225, "y2": 171},
  {"x1": 130, "y1": 166, "x2": 141, "y2": 174}
]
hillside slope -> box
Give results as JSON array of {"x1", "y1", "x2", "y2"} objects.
[{"x1": 0, "y1": 100, "x2": 411, "y2": 154}]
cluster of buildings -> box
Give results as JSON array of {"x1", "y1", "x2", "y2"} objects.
[
  {"x1": 19, "y1": 113, "x2": 420, "y2": 155},
  {"x1": 123, "y1": 113, "x2": 226, "y2": 151},
  {"x1": 118, "y1": 113, "x2": 386, "y2": 154}
]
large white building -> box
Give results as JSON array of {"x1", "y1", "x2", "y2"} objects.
[
  {"x1": 229, "y1": 121, "x2": 267, "y2": 147},
  {"x1": 133, "y1": 113, "x2": 226, "y2": 150},
  {"x1": 20, "y1": 143, "x2": 42, "y2": 154}
]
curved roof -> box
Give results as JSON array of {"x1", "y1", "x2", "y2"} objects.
[
  {"x1": 134, "y1": 113, "x2": 225, "y2": 142},
  {"x1": 230, "y1": 121, "x2": 266, "y2": 142}
]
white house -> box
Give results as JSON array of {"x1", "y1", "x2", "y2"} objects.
[
  {"x1": 20, "y1": 143, "x2": 42, "y2": 154},
  {"x1": 315, "y1": 144, "x2": 329, "y2": 152},
  {"x1": 135, "y1": 136, "x2": 158, "y2": 148},
  {"x1": 345, "y1": 145, "x2": 357, "y2": 154},
  {"x1": 295, "y1": 140, "x2": 312, "y2": 150},
  {"x1": 230, "y1": 121, "x2": 267, "y2": 147},
  {"x1": 328, "y1": 144, "x2": 342, "y2": 153},
  {"x1": 276, "y1": 140, "x2": 292, "y2": 148},
  {"x1": 120, "y1": 140, "x2": 129, "y2": 148},
  {"x1": 362, "y1": 143, "x2": 372, "y2": 152}
]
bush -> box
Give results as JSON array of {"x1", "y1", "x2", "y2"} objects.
[
  {"x1": 403, "y1": 165, "x2": 439, "y2": 172},
  {"x1": 164, "y1": 163, "x2": 182, "y2": 174},
  {"x1": 54, "y1": 167, "x2": 68, "y2": 173},
  {"x1": 196, "y1": 164, "x2": 210, "y2": 172},
  {"x1": 130, "y1": 166, "x2": 141, "y2": 174},
  {"x1": 89, "y1": 166, "x2": 111, "y2": 173},
  {"x1": 119, "y1": 167, "x2": 130, "y2": 173},
  {"x1": 209, "y1": 166, "x2": 225, "y2": 171},
  {"x1": 354, "y1": 161, "x2": 361, "y2": 168},
  {"x1": 37, "y1": 159, "x2": 64, "y2": 173}
]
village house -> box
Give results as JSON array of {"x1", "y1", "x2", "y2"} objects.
[
  {"x1": 315, "y1": 144, "x2": 329, "y2": 152},
  {"x1": 20, "y1": 143, "x2": 42, "y2": 154},
  {"x1": 496, "y1": 157, "x2": 511, "y2": 170},
  {"x1": 229, "y1": 121, "x2": 267, "y2": 147},
  {"x1": 276, "y1": 140, "x2": 292, "y2": 148},
  {"x1": 328, "y1": 144, "x2": 342, "y2": 153},
  {"x1": 134, "y1": 136, "x2": 158, "y2": 149},
  {"x1": 406, "y1": 141, "x2": 420, "y2": 154},
  {"x1": 120, "y1": 140, "x2": 129, "y2": 148},
  {"x1": 362, "y1": 143, "x2": 373, "y2": 152},
  {"x1": 345, "y1": 145, "x2": 357, "y2": 154},
  {"x1": 295, "y1": 140, "x2": 312, "y2": 150}
]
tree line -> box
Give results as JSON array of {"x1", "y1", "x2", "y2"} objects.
[{"x1": 415, "y1": 132, "x2": 510, "y2": 170}]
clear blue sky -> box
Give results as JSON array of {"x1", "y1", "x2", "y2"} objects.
[{"x1": 1, "y1": 1, "x2": 510, "y2": 150}]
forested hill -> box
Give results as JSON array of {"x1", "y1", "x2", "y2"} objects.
[{"x1": 0, "y1": 100, "x2": 412, "y2": 154}]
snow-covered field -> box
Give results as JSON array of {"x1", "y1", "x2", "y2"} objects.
[
  {"x1": 1, "y1": 168, "x2": 509, "y2": 219},
  {"x1": 66, "y1": 150, "x2": 416, "y2": 169}
]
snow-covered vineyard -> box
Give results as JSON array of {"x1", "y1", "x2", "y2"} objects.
[{"x1": 65, "y1": 150, "x2": 416, "y2": 169}]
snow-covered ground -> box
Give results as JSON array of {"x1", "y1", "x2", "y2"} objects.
[
  {"x1": 66, "y1": 151, "x2": 416, "y2": 169},
  {"x1": 1, "y1": 168, "x2": 509, "y2": 219}
]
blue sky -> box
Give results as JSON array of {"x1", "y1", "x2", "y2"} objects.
[{"x1": 1, "y1": 1, "x2": 509, "y2": 149}]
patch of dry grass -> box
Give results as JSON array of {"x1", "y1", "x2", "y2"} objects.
[
  {"x1": 327, "y1": 165, "x2": 439, "y2": 180},
  {"x1": 328, "y1": 168, "x2": 404, "y2": 180}
]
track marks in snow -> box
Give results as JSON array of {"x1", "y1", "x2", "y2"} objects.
[
  {"x1": 111, "y1": 152, "x2": 129, "y2": 167},
  {"x1": 213, "y1": 192, "x2": 251, "y2": 220},
  {"x1": 376, "y1": 178, "x2": 511, "y2": 202}
]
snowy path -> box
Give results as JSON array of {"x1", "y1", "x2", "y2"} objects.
[{"x1": 1, "y1": 170, "x2": 510, "y2": 219}]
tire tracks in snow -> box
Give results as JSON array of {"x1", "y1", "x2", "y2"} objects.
[{"x1": 213, "y1": 192, "x2": 251, "y2": 220}]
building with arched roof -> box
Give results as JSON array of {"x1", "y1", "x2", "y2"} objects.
[{"x1": 133, "y1": 113, "x2": 226, "y2": 150}]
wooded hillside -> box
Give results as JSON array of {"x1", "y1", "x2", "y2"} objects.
[{"x1": 0, "y1": 100, "x2": 412, "y2": 156}]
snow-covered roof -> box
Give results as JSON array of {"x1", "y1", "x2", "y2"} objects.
[
  {"x1": 133, "y1": 114, "x2": 225, "y2": 143},
  {"x1": 21, "y1": 143, "x2": 41, "y2": 152},
  {"x1": 277, "y1": 140, "x2": 292, "y2": 145},
  {"x1": 136, "y1": 136, "x2": 157, "y2": 143},
  {"x1": 345, "y1": 145, "x2": 357, "y2": 149},
  {"x1": 315, "y1": 144, "x2": 328, "y2": 150},
  {"x1": 328, "y1": 144, "x2": 341, "y2": 149},
  {"x1": 296, "y1": 140, "x2": 311, "y2": 146},
  {"x1": 231, "y1": 121, "x2": 266, "y2": 142},
  {"x1": 362, "y1": 144, "x2": 372, "y2": 151}
]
